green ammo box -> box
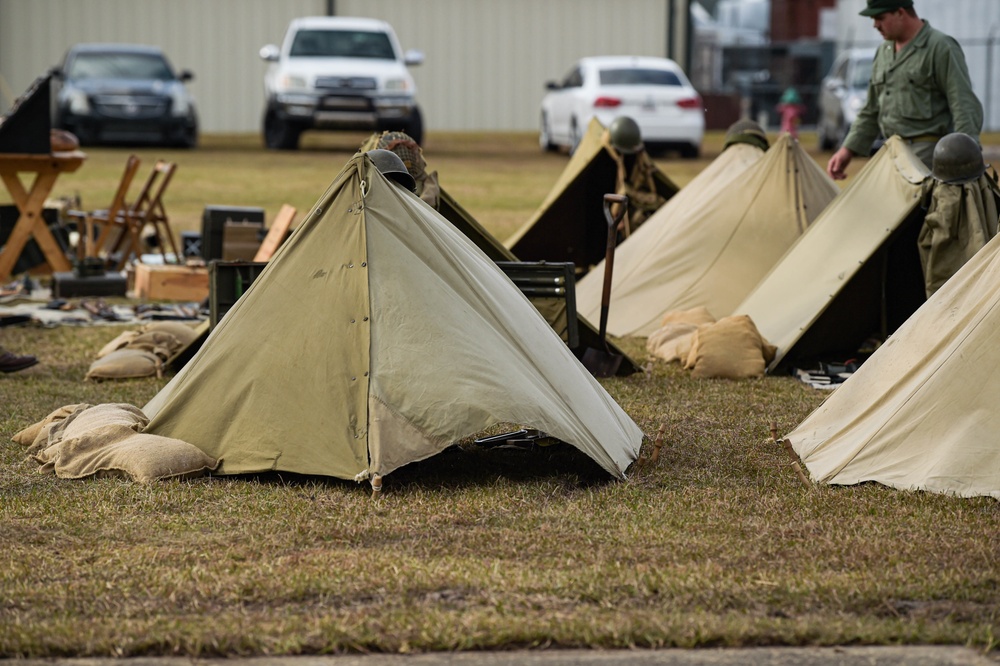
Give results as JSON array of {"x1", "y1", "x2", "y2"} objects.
[{"x1": 208, "y1": 260, "x2": 267, "y2": 328}]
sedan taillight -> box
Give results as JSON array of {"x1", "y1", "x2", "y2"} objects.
[
  {"x1": 593, "y1": 96, "x2": 622, "y2": 108},
  {"x1": 676, "y1": 96, "x2": 702, "y2": 109}
]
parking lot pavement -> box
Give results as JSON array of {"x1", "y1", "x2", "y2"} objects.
[{"x1": 15, "y1": 646, "x2": 999, "y2": 666}]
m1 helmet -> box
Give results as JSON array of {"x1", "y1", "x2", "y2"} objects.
[
  {"x1": 366, "y1": 149, "x2": 417, "y2": 192},
  {"x1": 931, "y1": 133, "x2": 985, "y2": 184},
  {"x1": 608, "y1": 116, "x2": 643, "y2": 154},
  {"x1": 723, "y1": 118, "x2": 769, "y2": 152}
]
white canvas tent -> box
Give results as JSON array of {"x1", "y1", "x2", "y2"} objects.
[
  {"x1": 576, "y1": 134, "x2": 838, "y2": 337},
  {"x1": 142, "y1": 153, "x2": 642, "y2": 481},
  {"x1": 736, "y1": 137, "x2": 932, "y2": 373},
  {"x1": 784, "y1": 225, "x2": 1000, "y2": 499}
]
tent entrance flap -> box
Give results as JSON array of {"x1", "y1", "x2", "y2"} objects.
[{"x1": 773, "y1": 206, "x2": 926, "y2": 373}]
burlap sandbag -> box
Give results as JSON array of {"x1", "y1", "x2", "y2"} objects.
[
  {"x1": 97, "y1": 331, "x2": 142, "y2": 358},
  {"x1": 11, "y1": 403, "x2": 91, "y2": 454},
  {"x1": 684, "y1": 314, "x2": 776, "y2": 379},
  {"x1": 647, "y1": 307, "x2": 716, "y2": 362},
  {"x1": 97, "y1": 322, "x2": 199, "y2": 361},
  {"x1": 140, "y1": 321, "x2": 200, "y2": 347},
  {"x1": 30, "y1": 403, "x2": 218, "y2": 482},
  {"x1": 86, "y1": 349, "x2": 163, "y2": 380},
  {"x1": 659, "y1": 306, "x2": 715, "y2": 329}
]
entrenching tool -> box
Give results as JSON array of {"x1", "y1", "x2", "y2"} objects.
[{"x1": 582, "y1": 193, "x2": 628, "y2": 377}]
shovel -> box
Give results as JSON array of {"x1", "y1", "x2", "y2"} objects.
[{"x1": 582, "y1": 193, "x2": 628, "y2": 377}]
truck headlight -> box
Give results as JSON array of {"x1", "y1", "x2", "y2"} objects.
[{"x1": 384, "y1": 78, "x2": 410, "y2": 92}]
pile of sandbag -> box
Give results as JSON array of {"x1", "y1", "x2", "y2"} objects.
[
  {"x1": 86, "y1": 321, "x2": 201, "y2": 380},
  {"x1": 646, "y1": 308, "x2": 776, "y2": 379},
  {"x1": 11, "y1": 403, "x2": 218, "y2": 483}
]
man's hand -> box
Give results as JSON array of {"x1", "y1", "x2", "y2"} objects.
[{"x1": 827, "y1": 147, "x2": 854, "y2": 180}]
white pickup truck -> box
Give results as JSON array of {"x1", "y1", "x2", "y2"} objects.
[{"x1": 259, "y1": 16, "x2": 424, "y2": 150}]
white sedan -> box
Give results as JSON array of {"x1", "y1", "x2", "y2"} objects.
[{"x1": 539, "y1": 55, "x2": 704, "y2": 158}]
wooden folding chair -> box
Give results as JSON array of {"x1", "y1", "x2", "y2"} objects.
[
  {"x1": 65, "y1": 154, "x2": 141, "y2": 261},
  {"x1": 108, "y1": 160, "x2": 179, "y2": 270}
]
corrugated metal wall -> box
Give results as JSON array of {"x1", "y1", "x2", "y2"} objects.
[
  {"x1": 0, "y1": 0, "x2": 323, "y2": 134},
  {"x1": 0, "y1": 0, "x2": 675, "y2": 135}
]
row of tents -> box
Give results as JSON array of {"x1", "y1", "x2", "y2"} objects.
[{"x1": 21, "y1": 119, "x2": 1000, "y2": 499}]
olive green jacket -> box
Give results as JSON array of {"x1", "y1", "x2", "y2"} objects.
[{"x1": 843, "y1": 21, "x2": 983, "y2": 156}]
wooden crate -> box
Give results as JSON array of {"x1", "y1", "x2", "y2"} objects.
[{"x1": 132, "y1": 263, "x2": 209, "y2": 302}]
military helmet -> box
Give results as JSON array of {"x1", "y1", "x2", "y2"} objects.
[
  {"x1": 376, "y1": 131, "x2": 426, "y2": 176},
  {"x1": 723, "y1": 118, "x2": 769, "y2": 152},
  {"x1": 367, "y1": 149, "x2": 417, "y2": 192},
  {"x1": 608, "y1": 116, "x2": 643, "y2": 154},
  {"x1": 931, "y1": 133, "x2": 985, "y2": 184}
]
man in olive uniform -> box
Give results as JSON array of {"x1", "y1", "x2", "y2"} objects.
[{"x1": 827, "y1": 0, "x2": 982, "y2": 179}]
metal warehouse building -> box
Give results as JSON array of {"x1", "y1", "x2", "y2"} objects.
[{"x1": 0, "y1": 0, "x2": 694, "y2": 135}]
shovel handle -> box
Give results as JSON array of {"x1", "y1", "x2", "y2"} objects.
[
  {"x1": 603, "y1": 193, "x2": 628, "y2": 231},
  {"x1": 597, "y1": 194, "x2": 628, "y2": 345}
]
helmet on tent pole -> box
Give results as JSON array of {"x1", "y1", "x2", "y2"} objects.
[
  {"x1": 723, "y1": 118, "x2": 769, "y2": 152},
  {"x1": 931, "y1": 133, "x2": 985, "y2": 184},
  {"x1": 608, "y1": 116, "x2": 644, "y2": 154},
  {"x1": 366, "y1": 149, "x2": 417, "y2": 192}
]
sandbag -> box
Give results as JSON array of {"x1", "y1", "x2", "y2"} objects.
[
  {"x1": 11, "y1": 403, "x2": 90, "y2": 454},
  {"x1": 28, "y1": 403, "x2": 218, "y2": 483},
  {"x1": 685, "y1": 314, "x2": 776, "y2": 379},
  {"x1": 647, "y1": 307, "x2": 717, "y2": 363},
  {"x1": 85, "y1": 349, "x2": 163, "y2": 380}
]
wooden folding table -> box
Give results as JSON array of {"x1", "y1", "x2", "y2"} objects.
[{"x1": 0, "y1": 150, "x2": 86, "y2": 281}]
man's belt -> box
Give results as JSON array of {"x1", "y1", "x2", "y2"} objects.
[{"x1": 902, "y1": 134, "x2": 943, "y2": 143}]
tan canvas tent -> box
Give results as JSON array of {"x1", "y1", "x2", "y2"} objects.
[
  {"x1": 358, "y1": 131, "x2": 640, "y2": 376},
  {"x1": 576, "y1": 134, "x2": 838, "y2": 337},
  {"x1": 736, "y1": 137, "x2": 934, "y2": 373},
  {"x1": 505, "y1": 118, "x2": 679, "y2": 273},
  {"x1": 783, "y1": 225, "x2": 1000, "y2": 499},
  {"x1": 143, "y1": 152, "x2": 643, "y2": 481}
]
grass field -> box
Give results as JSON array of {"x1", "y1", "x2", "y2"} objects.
[{"x1": 1, "y1": 130, "x2": 998, "y2": 658}]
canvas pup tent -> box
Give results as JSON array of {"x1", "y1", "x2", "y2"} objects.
[
  {"x1": 576, "y1": 134, "x2": 838, "y2": 337},
  {"x1": 144, "y1": 152, "x2": 643, "y2": 483}
]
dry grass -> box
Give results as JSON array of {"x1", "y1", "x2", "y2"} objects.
[{"x1": 1, "y1": 131, "x2": 999, "y2": 657}]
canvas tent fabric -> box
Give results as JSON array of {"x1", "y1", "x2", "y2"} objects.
[
  {"x1": 576, "y1": 134, "x2": 838, "y2": 338},
  {"x1": 143, "y1": 153, "x2": 643, "y2": 481},
  {"x1": 783, "y1": 224, "x2": 1000, "y2": 499},
  {"x1": 357, "y1": 131, "x2": 640, "y2": 376},
  {"x1": 735, "y1": 137, "x2": 933, "y2": 373},
  {"x1": 505, "y1": 118, "x2": 679, "y2": 273}
]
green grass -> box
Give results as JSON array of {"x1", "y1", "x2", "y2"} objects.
[{"x1": 1, "y1": 132, "x2": 999, "y2": 657}]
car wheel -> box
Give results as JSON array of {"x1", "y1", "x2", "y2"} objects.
[
  {"x1": 539, "y1": 112, "x2": 557, "y2": 152},
  {"x1": 818, "y1": 124, "x2": 834, "y2": 151},
  {"x1": 679, "y1": 143, "x2": 700, "y2": 159},
  {"x1": 263, "y1": 111, "x2": 302, "y2": 150},
  {"x1": 400, "y1": 107, "x2": 424, "y2": 145},
  {"x1": 569, "y1": 118, "x2": 582, "y2": 155},
  {"x1": 175, "y1": 123, "x2": 198, "y2": 149}
]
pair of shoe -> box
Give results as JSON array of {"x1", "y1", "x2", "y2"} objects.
[{"x1": 0, "y1": 351, "x2": 39, "y2": 373}]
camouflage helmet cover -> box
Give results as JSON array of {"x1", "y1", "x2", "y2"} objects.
[
  {"x1": 376, "y1": 131, "x2": 427, "y2": 177},
  {"x1": 932, "y1": 133, "x2": 985, "y2": 184}
]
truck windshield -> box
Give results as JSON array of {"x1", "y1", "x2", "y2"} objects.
[{"x1": 290, "y1": 30, "x2": 395, "y2": 59}]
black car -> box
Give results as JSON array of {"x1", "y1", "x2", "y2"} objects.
[{"x1": 54, "y1": 43, "x2": 198, "y2": 147}]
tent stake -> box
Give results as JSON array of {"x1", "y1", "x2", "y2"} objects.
[
  {"x1": 770, "y1": 422, "x2": 812, "y2": 490},
  {"x1": 371, "y1": 474, "x2": 383, "y2": 500},
  {"x1": 650, "y1": 422, "x2": 667, "y2": 464},
  {"x1": 638, "y1": 422, "x2": 667, "y2": 466}
]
